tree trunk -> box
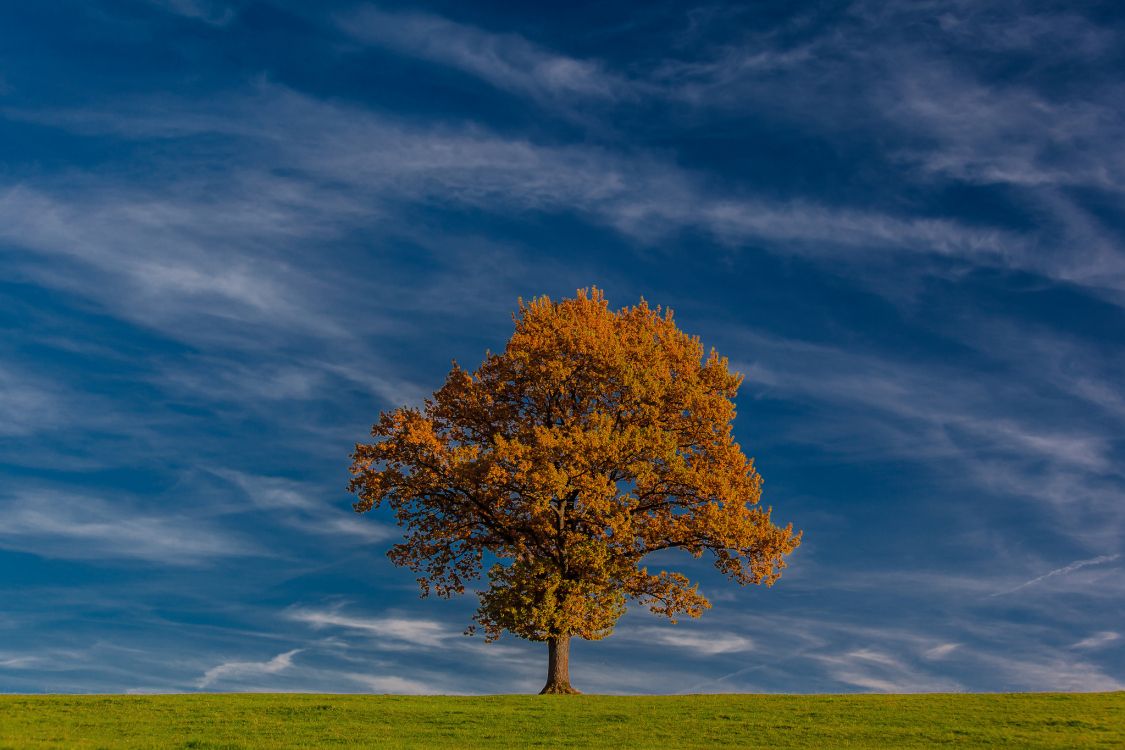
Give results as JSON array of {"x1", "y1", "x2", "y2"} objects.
[{"x1": 539, "y1": 636, "x2": 580, "y2": 694}]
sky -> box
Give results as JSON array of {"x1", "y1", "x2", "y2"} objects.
[{"x1": 1, "y1": 0, "x2": 1123, "y2": 695}]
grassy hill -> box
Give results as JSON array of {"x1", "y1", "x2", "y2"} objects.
[{"x1": 1, "y1": 692, "x2": 1122, "y2": 749}]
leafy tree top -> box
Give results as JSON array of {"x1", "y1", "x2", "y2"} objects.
[{"x1": 349, "y1": 288, "x2": 801, "y2": 643}]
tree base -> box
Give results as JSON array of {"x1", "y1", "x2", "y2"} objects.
[
  {"x1": 539, "y1": 683, "x2": 581, "y2": 695},
  {"x1": 540, "y1": 636, "x2": 579, "y2": 694}
]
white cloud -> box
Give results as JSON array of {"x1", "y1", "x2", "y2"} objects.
[
  {"x1": 340, "y1": 672, "x2": 448, "y2": 695},
  {"x1": 649, "y1": 1, "x2": 1125, "y2": 197},
  {"x1": 288, "y1": 608, "x2": 452, "y2": 650},
  {"x1": 0, "y1": 366, "x2": 62, "y2": 436},
  {"x1": 972, "y1": 651, "x2": 1124, "y2": 692},
  {"x1": 0, "y1": 181, "x2": 347, "y2": 342},
  {"x1": 991, "y1": 554, "x2": 1122, "y2": 597},
  {"x1": 0, "y1": 492, "x2": 258, "y2": 564},
  {"x1": 812, "y1": 647, "x2": 962, "y2": 693},
  {"x1": 932, "y1": 5, "x2": 1116, "y2": 60},
  {"x1": 883, "y1": 61, "x2": 1125, "y2": 191},
  {"x1": 731, "y1": 325, "x2": 1125, "y2": 554},
  {"x1": 210, "y1": 470, "x2": 394, "y2": 543},
  {"x1": 922, "y1": 643, "x2": 959, "y2": 660},
  {"x1": 213, "y1": 470, "x2": 318, "y2": 511},
  {"x1": 1070, "y1": 631, "x2": 1120, "y2": 650},
  {"x1": 693, "y1": 604, "x2": 1125, "y2": 694},
  {"x1": 634, "y1": 627, "x2": 753, "y2": 655},
  {"x1": 197, "y1": 648, "x2": 302, "y2": 688},
  {"x1": 0, "y1": 655, "x2": 40, "y2": 669},
  {"x1": 307, "y1": 515, "x2": 393, "y2": 543},
  {"x1": 338, "y1": 6, "x2": 630, "y2": 104},
  {"x1": 2, "y1": 84, "x2": 1075, "y2": 303}
]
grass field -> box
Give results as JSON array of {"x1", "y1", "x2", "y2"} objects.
[{"x1": 1, "y1": 692, "x2": 1122, "y2": 749}]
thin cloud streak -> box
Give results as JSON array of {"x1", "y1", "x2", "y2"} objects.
[
  {"x1": 1071, "y1": 632, "x2": 1120, "y2": 651},
  {"x1": 0, "y1": 493, "x2": 261, "y2": 565},
  {"x1": 991, "y1": 554, "x2": 1122, "y2": 597},
  {"x1": 288, "y1": 608, "x2": 452, "y2": 650},
  {"x1": 338, "y1": 6, "x2": 632, "y2": 104},
  {"x1": 197, "y1": 648, "x2": 302, "y2": 689},
  {"x1": 633, "y1": 627, "x2": 753, "y2": 656}
]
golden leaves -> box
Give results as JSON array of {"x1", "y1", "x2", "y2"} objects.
[{"x1": 349, "y1": 287, "x2": 801, "y2": 643}]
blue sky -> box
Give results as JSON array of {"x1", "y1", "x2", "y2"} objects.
[{"x1": 1, "y1": 0, "x2": 1123, "y2": 694}]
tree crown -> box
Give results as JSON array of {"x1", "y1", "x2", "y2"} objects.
[{"x1": 349, "y1": 288, "x2": 800, "y2": 641}]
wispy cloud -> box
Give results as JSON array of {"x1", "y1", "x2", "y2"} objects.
[
  {"x1": 882, "y1": 60, "x2": 1125, "y2": 192},
  {"x1": 197, "y1": 648, "x2": 302, "y2": 688},
  {"x1": 0, "y1": 180, "x2": 349, "y2": 343},
  {"x1": 0, "y1": 655, "x2": 40, "y2": 669},
  {"x1": 929, "y1": 4, "x2": 1117, "y2": 60},
  {"x1": 338, "y1": 672, "x2": 449, "y2": 695},
  {"x1": 288, "y1": 608, "x2": 452, "y2": 650},
  {"x1": 587, "y1": 1, "x2": 1125, "y2": 299},
  {"x1": 146, "y1": 0, "x2": 236, "y2": 26},
  {"x1": 812, "y1": 647, "x2": 963, "y2": 693},
  {"x1": 633, "y1": 626, "x2": 753, "y2": 655},
  {"x1": 647, "y1": 1, "x2": 1125, "y2": 195},
  {"x1": 196, "y1": 650, "x2": 463, "y2": 694},
  {"x1": 212, "y1": 470, "x2": 319, "y2": 511},
  {"x1": 991, "y1": 554, "x2": 1121, "y2": 597},
  {"x1": 338, "y1": 6, "x2": 632, "y2": 105},
  {"x1": 922, "y1": 643, "x2": 959, "y2": 660},
  {"x1": 19, "y1": 5, "x2": 1105, "y2": 309},
  {"x1": 0, "y1": 492, "x2": 260, "y2": 564},
  {"x1": 1071, "y1": 631, "x2": 1120, "y2": 651},
  {"x1": 0, "y1": 365, "x2": 63, "y2": 436},
  {"x1": 971, "y1": 651, "x2": 1124, "y2": 692},
  {"x1": 212, "y1": 470, "x2": 393, "y2": 543},
  {"x1": 4, "y1": 83, "x2": 1084, "y2": 300},
  {"x1": 730, "y1": 324, "x2": 1125, "y2": 557},
  {"x1": 680, "y1": 608, "x2": 1123, "y2": 694}
]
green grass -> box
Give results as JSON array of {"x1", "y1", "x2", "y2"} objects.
[{"x1": 1, "y1": 693, "x2": 1122, "y2": 749}]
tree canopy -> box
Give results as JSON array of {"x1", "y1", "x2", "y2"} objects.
[{"x1": 349, "y1": 288, "x2": 800, "y2": 692}]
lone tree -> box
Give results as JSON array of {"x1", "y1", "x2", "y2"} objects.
[{"x1": 349, "y1": 288, "x2": 800, "y2": 694}]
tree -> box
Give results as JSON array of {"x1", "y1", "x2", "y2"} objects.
[{"x1": 348, "y1": 288, "x2": 801, "y2": 694}]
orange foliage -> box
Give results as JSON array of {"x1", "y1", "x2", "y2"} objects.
[{"x1": 349, "y1": 288, "x2": 801, "y2": 644}]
